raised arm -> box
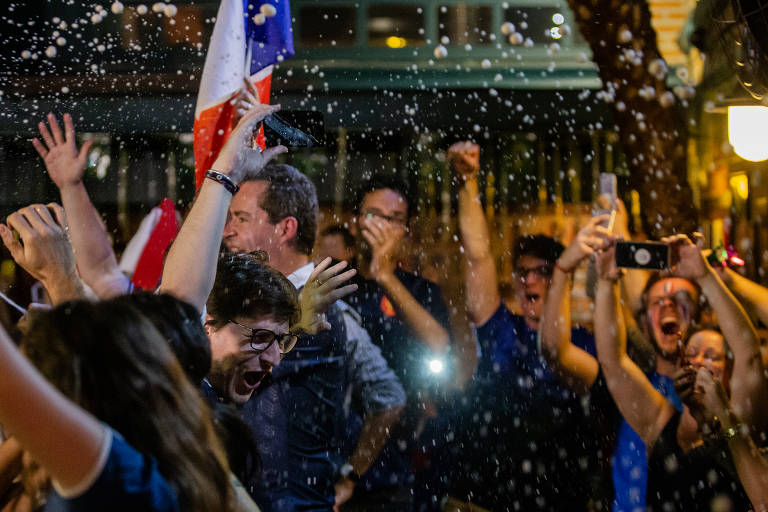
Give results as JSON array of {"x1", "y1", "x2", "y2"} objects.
[
  {"x1": 0, "y1": 321, "x2": 107, "y2": 493},
  {"x1": 594, "y1": 242, "x2": 676, "y2": 447},
  {"x1": 450, "y1": 141, "x2": 499, "y2": 326},
  {"x1": 665, "y1": 234, "x2": 768, "y2": 434},
  {"x1": 0, "y1": 204, "x2": 90, "y2": 305},
  {"x1": 159, "y1": 104, "x2": 285, "y2": 312},
  {"x1": 360, "y1": 219, "x2": 450, "y2": 352},
  {"x1": 540, "y1": 215, "x2": 609, "y2": 393},
  {"x1": 32, "y1": 113, "x2": 129, "y2": 298},
  {"x1": 719, "y1": 266, "x2": 768, "y2": 329}
]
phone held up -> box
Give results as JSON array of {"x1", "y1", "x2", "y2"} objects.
[{"x1": 615, "y1": 241, "x2": 669, "y2": 270}]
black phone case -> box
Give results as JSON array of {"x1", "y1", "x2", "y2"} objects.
[{"x1": 615, "y1": 241, "x2": 669, "y2": 270}]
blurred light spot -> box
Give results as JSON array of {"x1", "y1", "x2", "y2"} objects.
[
  {"x1": 386, "y1": 36, "x2": 407, "y2": 48},
  {"x1": 428, "y1": 358, "x2": 444, "y2": 374}
]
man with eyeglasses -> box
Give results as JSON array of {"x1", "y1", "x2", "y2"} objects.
[
  {"x1": 221, "y1": 163, "x2": 406, "y2": 512},
  {"x1": 341, "y1": 174, "x2": 451, "y2": 512},
  {"x1": 445, "y1": 141, "x2": 601, "y2": 511},
  {"x1": 203, "y1": 251, "x2": 301, "y2": 406}
]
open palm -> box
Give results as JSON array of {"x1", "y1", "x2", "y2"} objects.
[{"x1": 32, "y1": 113, "x2": 92, "y2": 189}]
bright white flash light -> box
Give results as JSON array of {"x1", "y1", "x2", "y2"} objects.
[{"x1": 428, "y1": 359, "x2": 445, "y2": 374}]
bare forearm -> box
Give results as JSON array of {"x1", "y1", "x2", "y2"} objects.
[
  {"x1": 43, "y1": 271, "x2": 90, "y2": 305},
  {"x1": 596, "y1": 279, "x2": 672, "y2": 444},
  {"x1": 347, "y1": 406, "x2": 403, "y2": 476},
  {"x1": 541, "y1": 268, "x2": 572, "y2": 365},
  {"x1": 725, "y1": 268, "x2": 768, "y2": 328},
  {"x1": 377, "y1": 273, "x2": 450, "y2": 352},
  {"x1": 458, "y1": 179, "x2": 492, "y2": 262},
  {"x1": 698, "y1": 269, "x2": 760, "y2": 358},
  {"x1": 59, "y1": 183, "x2": 127, "y2": 296},
  {"x1": 159, "y1": 181, "x2": 230, "y2": 312},
  {"x1": 541, "y1": 269, "x2": 598, "y2": 392},
  {"x1": 595, "y1": 280, "x2": 626, "y2": 367},
  {"x1": 698, "y1": 270, "x2": 766, "y2": 428},
  {"x1": 0, "y1": 326, "x2": 105, "y2": 491},
  {"x1": 725, "y1": 416, "x2": 768, "y2": 511},
  {"x1": 458, "y1": 178, "x2": 499, "y2": 324}
]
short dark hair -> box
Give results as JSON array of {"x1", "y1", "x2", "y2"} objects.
[
  {"x1": 320, "y1": 224, "x2": 354, "y2": 249},
  {"x1": 243, "y1": 164, "x2": 318, "y2": 255},
  {"x1": 206, "y1": 251, "x2": 300, "y2": 329},
  {"x1": 512, "y1": 235, "x2": 564, "y2": 267},
  {"x1": 355, "y1": 174, "x2": 412, "y2": 218}
]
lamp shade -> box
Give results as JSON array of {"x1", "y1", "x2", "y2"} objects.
[{"x1": 728, "y1": 106, "x2": 768, "y2": 162}]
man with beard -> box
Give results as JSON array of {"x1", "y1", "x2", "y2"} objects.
[
  {"x1": 445, "y1": 141, "x2": 601, "y2": 511},
  {"x1": 340, "y1": 174, "x2": 451, "y2": 511}
]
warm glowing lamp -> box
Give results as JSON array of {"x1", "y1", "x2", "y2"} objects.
[
  {"x1": 386, "y1": 36, "x2": 407, "y2": 48},
  {"x1": 729, "y1": 174, "x2": 749, "y2": 200},
  {"x1": 728, "y1": 106, "x2": 768, "y2": 161}
]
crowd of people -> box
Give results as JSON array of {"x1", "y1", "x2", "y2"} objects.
[{"x1": 1, "y1": 105, "x2": 768, "y2": 512}]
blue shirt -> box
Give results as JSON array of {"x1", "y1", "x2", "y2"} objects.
[
  {"x1": 44, "y1": 429, "x2": 179, "y2": 511},
  {"x1": 446, "y1": 303, "x2": 602, "y2": 510},
  {"x1": 612, "y1": 372, "x2": 682, "y2": 512},
  {"x1": 346, "y1": 269, "x2": 451, "y2": 490}
]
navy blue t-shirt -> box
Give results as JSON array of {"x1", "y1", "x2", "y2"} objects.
[
  {"x1": 345, "y1": 268, "x2": 450, "y2": 490},
  {"x1": 446, "y1": 303, "x2": 605, "y2": 511},
  {"x1": 44, "y1": 430, "x2": 179, "y2": 511}
]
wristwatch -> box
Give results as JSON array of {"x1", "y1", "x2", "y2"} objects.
[{"x1": 339, "y1": 463, "x2": 361, "y2": 483}]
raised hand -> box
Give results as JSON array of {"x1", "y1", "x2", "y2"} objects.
[
  {"x1": 232, "y1": 76, "x2": 262, "y2": 127},
  {"x1": 360, "y1": 216, "x2": 405, "y2": 282},
  {"x1": 686, "y1": 367, "x2": 731, "y2": 436},
  {"x1": 294, "y1": 257, "x2": 358, "y2": 335},
  {"x1": 211, "y1": 103, "x2": 287, "y2": 184},
  {"x1": 32, "y1": 113, "x2": 93, "y2": 190},
  {"x1": 595, "y1": 239, "x2": 623, "y2": 282},
  {"x1": 557, "y1": 214, "x2": 612, "y2": 272},
  {"x1": 447, "y1": 141, "x2": 480, "y2": 180},
  {"x1": 0, "y1": 203, "x2": 74, "y2": 284},
  {"x1": 663, "y1": 233, "x2": 709, "y2": 281}
]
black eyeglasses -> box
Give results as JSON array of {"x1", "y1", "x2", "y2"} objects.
[
  {"x1": 228, "y1": 320, "x2": 299, "y2": 355},
  {"x1": 515, "y1": 264, "x2": 554, "y2": 280}
]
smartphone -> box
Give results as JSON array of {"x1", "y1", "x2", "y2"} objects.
[
  {"x1": 593, "y1": 173, "x2": 618, "y2": 230},
  {"x1": 263, "y1": 111, "x2": 325, "y2": 147},
  {"x1": 615, "y1": 241, "x2": 669, "y2": 270}
]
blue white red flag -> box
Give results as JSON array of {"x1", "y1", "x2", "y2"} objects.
[{"x1": 193, "y1": 0, "x2": 294, "y2": 189}]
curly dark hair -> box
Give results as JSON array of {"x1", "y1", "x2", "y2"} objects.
[
  {"x1": 512, "y1": 235, "x2": 565, "y2": 266},
  {"x1": 206, "y1": 251, "x2": 300, "y2": 329},
  {"x1": 242, "y1": 163, "x2": 318, "y2": 255}
]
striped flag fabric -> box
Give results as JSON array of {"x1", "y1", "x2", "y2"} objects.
[{"x1": 193, "y1": 0, "x2": 294, "y2": 189}]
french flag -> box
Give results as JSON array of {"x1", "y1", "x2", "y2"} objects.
[{"x1": 193, "y1": 0, "x2": 294, "y2": 189}]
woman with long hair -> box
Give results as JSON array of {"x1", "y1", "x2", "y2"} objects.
[{"x1": 0, "y1": 298, "x2": 234, "y2": 510}]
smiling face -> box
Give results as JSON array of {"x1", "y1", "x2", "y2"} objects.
[
  {"x1": 645, "y1": 277, "x2": 699, "y2": 359},
  {"x1": 206, "y1": 314, "x2": 286, "y2": 405},
  {"x1": 514, "y1": 254, "x2": 553, "y2": 328},
  {"x1": 223, "y1": 181, "x2": 281, "y2": 256},
  {"x1": 685, "y1": 330, "x2": 727, "y2": 381}
]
